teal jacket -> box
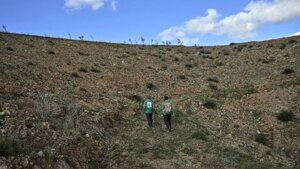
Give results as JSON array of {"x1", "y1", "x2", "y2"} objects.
[
  {"x1": 161, "y1": 99, "x2": 174, "y2": 115},
  {"x1": 143, "y1": 99, "x2": 154, "y2": 114}
]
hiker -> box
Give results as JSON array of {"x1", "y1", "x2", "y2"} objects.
[
  {"x1": 161, "y1": 96, "x2": 174, "y2": 131},
  {"x1": 143, "y1": 96, "x2": 154, "y2": 127}
]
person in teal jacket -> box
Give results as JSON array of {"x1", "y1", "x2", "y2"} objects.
[
  {"x1": 161, "y1": 96, "x2": 174, "y2": 131},
  {"x1": 143, "y1": 96, "x2": 154, "y2": 127}
]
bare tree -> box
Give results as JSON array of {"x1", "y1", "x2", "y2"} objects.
[
  {"x1": 68, "y1": 33, "x2": 72, "y2": 39},
  {"x1": 129, "y1": 39, "x2": 132, "y2": 44},
  {"x1": 2, "y1": 25, "x2": 7, "y2": 32},
  {"x1": 78, "y1": 36, "x2": 84, "y2": 40},
  {"x1": 141, "y1": 36, "x2": 145, "y2": 45},
  {"x1": 177, "y1": 38, "x2": 183, "y2": 45},
  {"x1": 135, "y1": 40, "x2": 138, "y2": 44},
  {"x1": 151, "y1": 39, "x2": 153, "y2": 45}
]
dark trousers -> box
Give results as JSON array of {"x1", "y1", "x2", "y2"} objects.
[
  {"x1": 164, "y1": 114, "x2": 172, "y2": 131},
  {"x1": 146, "y1": 113, "x2": 153, "y2": 127}
]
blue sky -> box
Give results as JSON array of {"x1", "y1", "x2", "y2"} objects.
[{"x1": 1, "y1": 0, "x2": 300, "y2": 46}]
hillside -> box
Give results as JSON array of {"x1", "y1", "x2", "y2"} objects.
[{"x1": 0, "y1": 32, "x2": 299, "y2": 169}]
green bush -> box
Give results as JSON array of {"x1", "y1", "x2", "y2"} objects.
[
  {"x1": 255, "y1": 133, "x2": 269, "y2": 146},
  {"x1": 208, "y1": 83, "x2": 218, "y2": 90},
  {"x1": 281, "y1": 68, "x2": 294, "y2": 74},
  {"x1": 71, "y1": 72, "x2": 80, "y2": 78},
  {"x1": 203, "y1": 99, "x2": 217, "y2": 109},
  {"x1": 0, "y1": 137, "x2": 32, "y2": 156},
  {"x1": 207, "y1": 77, "x2": 219, "y2": 83},
  {"x1": 79, "y1": 67, "x2": 88, "y2": 72},
  {"x1": 191, "y1": 131, "x2": 209, "y2": 141},
  {"x1": 277, "y1": 110, "x2": 295, "y2": 122}
]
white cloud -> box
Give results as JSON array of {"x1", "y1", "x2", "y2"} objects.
[
  {"x1": 65, "y1": 0, "x2": 117, "y2": 11},
  {"x1": 290, "y1": 31, "x2": 300, "y2": 36},
  {"x1": 218, "y1": 0, "x2": 300, "y2": 39},
  {"x1": 158, "y1": 9, "x2": 219, "y2": 43},
  {"x1": 111, "y1": 0, "x2": 117, "y2": 11},
  {"x1": 158, "y1": 0, "x2": 300, "y2": 43},
  {"x1": 186, "y1": 9, "x2": 220, "y2": 34}
]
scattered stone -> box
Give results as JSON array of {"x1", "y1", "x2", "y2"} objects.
[
  {"x1": 37, "y1": 151, "x2": 44, "y2": 158},
  {"x1": 54, "y1": 159, "x2": 71, "y2": 169},
  {"x1": 0, "y1": 165, "x2": 8, "y2": 169},
  {"x1": 22, "y1": 158, "x2": 29, "y2": 167},
  {"x1": 32, "y1": 165, "x2": 42, "y2": 169}
]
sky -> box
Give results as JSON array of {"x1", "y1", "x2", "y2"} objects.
[{"x1": 1, "y1": 0, "x2": 300, "y2": 46}]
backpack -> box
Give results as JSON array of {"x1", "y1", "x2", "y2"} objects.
[
  {"x1": 164, "y1": 102, "x2": 172, "y2": 114},
  {"x1": 146, "y1": 101, "x2": 153, "y2": 109}
]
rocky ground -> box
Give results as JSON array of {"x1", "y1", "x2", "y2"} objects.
[{"x1": 0, "y1": 32, "x2": 299, "y2": 168}]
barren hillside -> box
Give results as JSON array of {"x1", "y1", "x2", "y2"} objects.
[{"x1": 0, "y1": 32, "x2": 299, "y2": 169}]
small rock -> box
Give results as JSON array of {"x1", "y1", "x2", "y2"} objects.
[
  {"x1": 22, "y1": 158, "x2": 29, "y2": 167},
  {"x1": 85, "y1": 133, "x2": 90, "y2": 138},
  {"x1": 37, "y1": 151, "x2": 44, "y2": 157},
  {"x1": 0, "y1": 112, "x2": 5, "y2": 117},
  {"x1": 0, "y1": 165, "x2": 8, "y2": 169},
  {"x1": 0, "y1": 119, "x2": 5, "y2": 126},
  {"x1": 225, "y1": 134, "x2": 232, "y2": 139},
  {"x1": 54, "y1": 159, "x2": 71, "y2": 169},
  {"x1": 32, "y1": 165, "x2": 42, "y2": 169}
]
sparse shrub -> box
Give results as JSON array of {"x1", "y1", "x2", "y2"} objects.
[
  {"x1": 230, "y1": 42, "x2": 236, "y2": 46},
  {"x1": 258, "y1": 58, "x2": 275, "y2": 64},
  {"x1": 236, "y1": 45, "x2": 246, "y2": 52},
  {"x1": 277, "y1": 110, "x2": 295, "y2": 122},
  {"x1": 207, "y1": 77, "x2": 219, "y2": 83},
  {"x1": 90, "y1": 67, "x2": 100, "y2": 72},
  {"x1": 78, "y1": 51, "x2": 89, "y2": 56},
  {"x1": 234, "y1": 124, "x2": 240, "y2": 128},
  {"x1": 0, "y1": 137, "x2": 32, "y2": 156},
  {"x1": 202, "y1": 55, "x2": 213, "y2": 59},
  {"x1": 255, "y1": 133, "x2": 269, "y2": 146},
  {"x1": 248, "y1": 45, "x2": 253, "y2": 48},
  {"x1": 161, "y1": 65, "x2": 167, "y2": 71},
  {"x1": 281, "y1": 68, "x2": 294, "y2": 74},
  {"x1": 161, "y1": 58, "x2": 166, "y2": 62},
  {"x1": 174, "y1": 57, "x2": 179, "y2": 62},
  {"x1": 127, "y1": 94, "x2": 142, "y2": 102},
  {"x1": 288, "y1": 39, "x2": 297, "y2": 44},
  {"x1": 279, "y1": 44, "x2": 286, "y2": 50},
  {"x1": 46, "y1": 40, "x2": 54, "y2": 45},
  {"x1": 201, "y1": 50, "x2": 212, "y2": 54},
  {"x1": 79, "y1": 67, "x2": 88, "y2": 72},
  {"x1": 80, "y1": 87, "x2": 87, "y2": 92},
  {"x1": 182, "y1": 147, "x2": 197, "y2": 155},
  {"x1": 5, "y1": 46, "x2": 14, "y2": 51},
  {"x1": 223, "y1": 51, "x2": 230, "y2": 56},
  {"x1": 146, "y1": 83, "x2": 157, "y2": 90},
  {"x1": 71, "y1": 72, "x2": 80, "y2": 78},
  {"x1": 47, "y1": 50, "x2": 55, "y2": 55},
  {"x1": 246, "y1": 87, "x2": 258, "y2": 94},
  {"x1": 208, "y1": 83, "x2": 218, "y2": 90},
  {"x1": 177, "y1": 75, "x2": 187, "y2": 80},
  {"x1": 216, "y1": 62, "x2": 224, "y2": 67},
  {"x1": 267, "y1": 44, "x2": 273, "y2": 48},
  {"x1": 203, "y1": 99, "x2": 217, "y2": 109},
  {"x1": 191, "y1": 131, "x2": 209, "y2": 141},
  {"x1": 185, "y1": 63, "x2": 193, "y2": 69}
]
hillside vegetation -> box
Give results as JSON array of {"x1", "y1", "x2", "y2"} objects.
[{"x1": 0, "y1": 32, "x2": 299, "y2": 169}]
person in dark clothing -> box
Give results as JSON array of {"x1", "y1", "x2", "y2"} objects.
[
  {"x1": 143, "y1": 96, "x2": 154, "y2": 127},
  {"x1": 161, "y1": 96, "x2": 174, "y2": 131}
]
